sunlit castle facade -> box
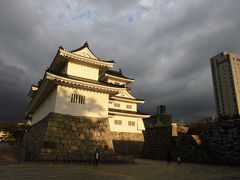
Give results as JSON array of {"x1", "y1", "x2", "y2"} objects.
[{"x1": 26, "y1": 42, "x2": 149, "y2": 134}]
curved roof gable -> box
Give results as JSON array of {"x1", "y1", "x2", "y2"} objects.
[
  {"x1": 116, "y1": 90, "x2": 135, "y2": 99},
  {"x1": 49, "y1": 42, "x2": 115, "y2": 72},
  {"x1": 70, "y1": 42, "x2": 98, "y2": 59}
]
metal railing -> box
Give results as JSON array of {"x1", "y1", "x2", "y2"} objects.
[{"x1": 25, "y1": 152, "x2": 135, "y2": 164}]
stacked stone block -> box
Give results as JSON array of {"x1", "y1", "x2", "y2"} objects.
[
  {"x1": 142, "y1": 120, "x2": 240, "y2": 166},
  {"x1": 142, "y1": 126, "x2": 174, "y2": 160},
  {"x1": 22, "y1": 113, "x2": 144, "y2": 160},
  {"x1": 110, "y1": 132, "x2": 144, "y2": 156},
  {"x1": 201, "y1": 120, "x2": 240, "y2": 166}
]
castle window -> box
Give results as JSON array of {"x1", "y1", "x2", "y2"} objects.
[
  {"x1": 71, "y1": 94, "x2": 85, "y2": 104},
  {"x1": 114, "y1": 120, "x2": 122, "y2": 125},
  {"x1": 126, "y1": 105, "x2": 132, "y2": 109},
  {"x1": 128, "y1": 121, "x2": 135, "y2": 126},
  {"x1": 114, "y1": 103, "x2": 120, "y2": 107}
]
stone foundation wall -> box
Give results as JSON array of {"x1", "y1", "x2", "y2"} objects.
[
  {"x1": 142, "y1": 126, "x2": 173, "y2": 160},
  {"x1": 142, "y1": 127, "x2": 209, "y2": 163},
  {"x1": 142, "y1": 120, "x2": 240, "y2": 166},
  {"x1": 110, "y1": 132, "x2": 144, "y2": 157},
  {"x1": 22, "y1": 113, "x2": 144, "y2": 160},
  {"x1": 201, "y1": 120, "x2": 240, "y2": 165},
  {"x1": 21, "y1": 116, "x2": 49, "y2": 159}
]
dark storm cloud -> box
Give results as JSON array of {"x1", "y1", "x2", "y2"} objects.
[
  {"x1": 131, "y1": 0, "x2": 240, "y2": 121},
  {"x1": 0, "y1": 59, "x2": 30, "y2": 121},
  {"x1": 0, "y1": 0, "x2": 240, "y2": 122}
]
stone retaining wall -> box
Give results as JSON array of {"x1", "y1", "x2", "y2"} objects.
[
  {"x1": 142, "y1": 126, "x2": 173, "y2": 160},
  {"x1": 110, "y1": 132, "x2": 144, "y2": 156},
  {"x1": 22, "y1": 113, "x2": 144, "y2": 160},
  {"x1": 142, "y1": 120, "x2": 240, "y2": 166},
  {"x1": 201, "y1": 120, "x2": 240, "y2": 165}
]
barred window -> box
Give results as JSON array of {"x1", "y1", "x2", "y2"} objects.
[
  {"x1": 71, "y1": 94, "x2": 85, "y2": 104},
  {"x1": 128, "y1": 121, "x2": 135, "y2": 126},
  {"x1": 126, "y1": 105, "x2": 132, "y2": 109},
  {"x1": 114, "y1": 120, "x2": 122, "y2": 125},
  {"x1": 114, "y1": 103, "x2": 120, "y2": 107}
]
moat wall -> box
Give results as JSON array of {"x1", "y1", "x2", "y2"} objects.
[
  {"x1": 201, "y1": 120, "x2": 240, "y2": 165},
  {"x1": 22, "y1": 113, "x2": 144, "y2": 160},
  {"x1": 142, "y1": 120, "x2": 240, "y2": 166}
]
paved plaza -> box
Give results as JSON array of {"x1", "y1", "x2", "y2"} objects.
[{"x1": 0, "y1": 159, "x2": 240, "y2": 180}]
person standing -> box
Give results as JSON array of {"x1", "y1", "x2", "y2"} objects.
[
  {"x1": 94, "y1": 148, "x2": 100, "y2": 168},
  {"x1": 177, "y1": 156, "x2": 181, "y2": 164}
]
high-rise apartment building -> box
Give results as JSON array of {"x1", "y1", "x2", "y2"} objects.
[{"x1": 210, "y1": 52, "x2": 240, "y2": 117}]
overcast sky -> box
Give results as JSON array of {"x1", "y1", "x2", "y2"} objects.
[{"x1": 0, "y1": 0, "x2": 240, "y2": 122}]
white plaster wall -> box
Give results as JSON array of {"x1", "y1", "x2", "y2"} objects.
[
  {"x1": 32, "y1": 87, "x2": 57, "y2": 124},
  {"x1": 66, "y1": 62, "x2": 99, "y2": 80},
  {"x1": 109, "y1": 115, "x2": 145, "y2": 133},
  {"x1": 109, "y1": 100, "x2": 137, "y2": 112},
  {"x1": 55, "y1": 86, "x2": 109, "y2": 117}
]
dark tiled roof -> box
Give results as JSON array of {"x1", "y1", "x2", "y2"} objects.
[
  {"x1": 69, "y1": 42, "x2": 115, "y2": 63},
  {"x1": 144, "y1": 115, "x2": 158, "y2": 121},
  {"x1": 109, "y1": 108, "x2": 149, "y2": 115},
  {"x1": 70, "y1": 41, "x2": 89, "y2": 53},
  {"x1": 105, "y1": 70, "x2": 134, "y2": 80},
  {"x1": 32, "y1": 84, "x2": 38, "y2": 88},
  {"x1": 110, "y1": 96, "x2": 144, "y2": 101},
  {"x1": 48, "y1": 71, "x2": 125, "y2": 88}
]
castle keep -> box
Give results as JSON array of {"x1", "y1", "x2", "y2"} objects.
[{"x1": 23, "y1": 42, "x2": 149, "y2": 159}]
